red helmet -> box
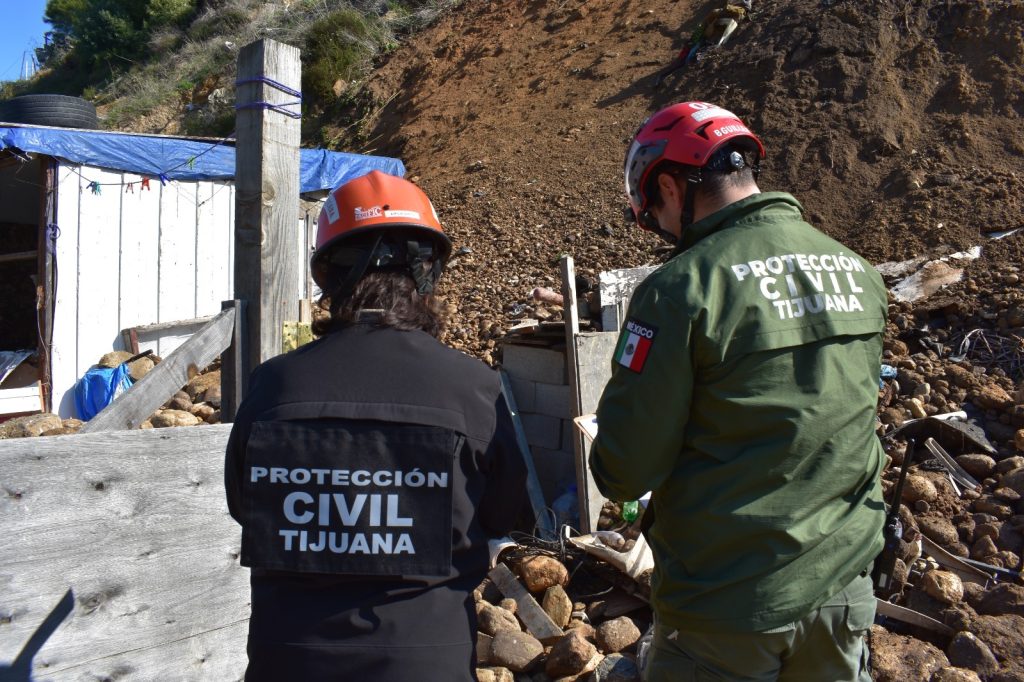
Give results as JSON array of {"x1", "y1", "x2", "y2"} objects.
[
  {"x1": 312, "y1": 170, "x2": 452, "y2": 295},
  {"x1": 624, "y1": 101, "x2": 765, "y2": 231}
]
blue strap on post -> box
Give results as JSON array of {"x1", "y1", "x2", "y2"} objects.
[{"x1": 235, "y1": 77, "x2": 303, "y2": 119}]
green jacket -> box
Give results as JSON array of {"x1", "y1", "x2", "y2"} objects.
[{"x1": 590, "y1": 192, "x2": 886, "y2": 633}]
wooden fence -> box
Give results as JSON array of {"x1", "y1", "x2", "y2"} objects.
[{"x1": 0, "y1": 426, "x2": 247, "y2": 680}]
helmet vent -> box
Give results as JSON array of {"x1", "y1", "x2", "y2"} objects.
[{"x1": 653, "y1": 115, "x2": 686, "y2": 133}]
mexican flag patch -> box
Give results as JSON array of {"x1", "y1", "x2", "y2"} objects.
[{"x1": 614, "y1": 318, "x2": 657, "y2": 373}]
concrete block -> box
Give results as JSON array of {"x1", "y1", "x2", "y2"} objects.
[
  {"x1": 508, "y1": 376, "x2": 536, "y2": 413},
  {"x1": 501, "y1": 343, "x2": 567, "y2": 385},
  {"x1": 562, "y1": 418, "x2": 579, "y2": 453},
  {"x1": 535, "y1": 382, "x2": 573, "y2": 419},
  {"x1": 531, "y1": 447, "x2": 577, "y2": 505},
  {"x1": 521, "y1": 413, "x2": 562, "y2": 450}
]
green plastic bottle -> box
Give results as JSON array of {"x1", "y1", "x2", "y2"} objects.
[{"x1": 622, "y1": 500, "x2": 639, "y2": 523}]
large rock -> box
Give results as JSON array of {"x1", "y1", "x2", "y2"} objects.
[
  {"x1": 595, "y1": 616, "x2": 641, "y2": 654},
  {"x1": 478, "y1": 603, "x2": 521, "y2": 636},
  {"x1": 201, "y1": 384, "x2": 222, "y2": 407},
  {"x1": 546, "y1": 630, "x2": 598, "y2": 678},
  {"x1": 932, "y1": 669, "x2": 981, "y2": 682},
  {"x1": 1003, "y1": 467, "x2": 1024, "y2": 496},
  {"x1": 98, "y1": 350, "x2": 133, "y2": 367},
  {"x1": 923, "y1": 571, "x2": 964, "y2": 605},
  {"x1": 947, "y1": 632, "x2": 999, "y2": 678},
  {"x1": 542, "y1": 584, "x2": 573, "y2": 628},
  {"x1": 185, "y1": 370, "x2": 221, "y2": 402},
  {"x1": 592, "y1": 653, "x2": 639, "y2": 681},
  {"x1": 956, "y1": 454, "x2": 997, "y2": 479},
  {"x1": 919, "y1": 516, "x2": 962, "y2": 548},
  {"x1": 151, "y1": 409, "x2": 201, "y2": 428},
  {"x1": 870, "y1": 625, "x2": 949, "y2": 682},
  {"x1": 902, "y1": 475, "x2": 938, "y2": 503},
  {"x1": 973, "y1": 384, "x2": 1015, "y2": 410},
  {"x1": 519, "y1": 555, "x2": 568, "y2": 593},
  {"x1": 488, "y1": 629, "x2": 543, "y2": 673},
  {"x1": 971, "y1": 615, "x2": 1024, "y2": 666},
  {"x1": 475, "y1": 667, "x2": 514, "y2": 682},
  {"x1": 166, "y1": 390, "x2": 192, "y2": 412},
  {"x1": 978, "y1": 584, "x2": 1024, "y2": 618},
  {"x1": 2, "y1": 413, "x2": 62, "y2": 438}
]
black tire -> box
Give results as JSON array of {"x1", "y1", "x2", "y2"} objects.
[{"x1": 0, "y1": 94, "x2": 99, "y2": 130}]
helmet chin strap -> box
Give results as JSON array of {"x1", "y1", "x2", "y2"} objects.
[{"x1": 670, "y1": 168, "x2": 701, "y2": 253}]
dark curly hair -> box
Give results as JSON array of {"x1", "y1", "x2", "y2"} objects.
[{"x1": 312, "y1": 268, "x2": 444, "y2": 338}]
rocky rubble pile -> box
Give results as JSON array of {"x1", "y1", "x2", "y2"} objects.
[
  {"x1": 0, "y1": 351, "x2": 223, "y2": 438},
  {"x1": 474, "y1": 551, "x2": 649, "y2": 682},
  {"x1": 868, "y1": 258, "x2": 1024, "y2": 680}
]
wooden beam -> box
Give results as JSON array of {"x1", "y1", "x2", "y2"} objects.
[
  {"x1": 0, "y1": 249, "x2": 38, "y2": 264},
  {"x1": 498, "y1": 370, "x2": 555, "y2": 540},
  {"x1": 234, "y1": 39, "x2": 303, "y2": 395},
  {"x1": 488, "y1": 563, "x2": 564, "y2": 643},
  {"x1": 560, "y1": 256, "x2": 601, "y2": 534},
  {"x1": 79, "y1": 307, "x2": 235, "y2": 432},
  {"x1": 220, "y1": 299, "x2": 246, "y2": 423},
  {"x1": 0, "y1": 425, "x2": 248, "y2": 679},
  {"x1": 38, "y1": 157, "x2": 57, "y2": 413}
]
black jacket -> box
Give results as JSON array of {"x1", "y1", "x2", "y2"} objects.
[{"x1": 225, "y1": 324, "x2": 526, "y2": 681}]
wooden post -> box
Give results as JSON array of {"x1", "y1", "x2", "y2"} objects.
[
  {"x1": 234, "y1": 39, "x2": 302, "y2": 396},
  {"x1": 37, "y1": 157, "x2": 57, "y2": 412},
  {"x1": 220, "y1": 299, "x2": 246, "y2": 423}
]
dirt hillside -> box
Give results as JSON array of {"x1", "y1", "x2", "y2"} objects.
[
  {"x1": 339, "y1": 1, "x2": 1024, "y2": 679},
  {"x1": 338, "y1": 0, "x2": 1024, "y2": 362}
]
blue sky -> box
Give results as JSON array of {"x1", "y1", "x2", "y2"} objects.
[{"x1": 1, "y1": 0, "x2": 50, "y2": 83}]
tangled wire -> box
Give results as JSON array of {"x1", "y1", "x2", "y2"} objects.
[{"x1": 949, "y1": 328, "x2": 1024, "y2": 380}]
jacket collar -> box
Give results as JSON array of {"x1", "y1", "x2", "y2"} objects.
[{"x1": 676, "y1": 191, "x2": 804, "y2": 253}]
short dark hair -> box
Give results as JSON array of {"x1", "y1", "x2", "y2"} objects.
[
  {"x1": 647, "y1": 146, "x2": 758, "y2": 208},
  {"x1": 312, "y1": 268, "x2": 445, "y2": 338}
]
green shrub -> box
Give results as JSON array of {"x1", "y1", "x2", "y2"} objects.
[{"x1": 302, "y1": 9, "x2": 382, "y2": 105}]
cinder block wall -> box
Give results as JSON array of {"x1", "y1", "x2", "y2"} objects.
[{"x1": 501, "y1": 344, "x2": 577, "y2": 505}]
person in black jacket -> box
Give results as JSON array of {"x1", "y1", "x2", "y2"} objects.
[{"x1": 224, "y1": 170, "x2": 527, "y2": 681}]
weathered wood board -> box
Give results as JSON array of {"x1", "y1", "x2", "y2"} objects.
[{"x1": 0, "y1": 425, "x2": 249, "y2": 680}]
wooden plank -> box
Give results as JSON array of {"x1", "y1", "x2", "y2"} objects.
[
  {"x1": 598, "y1": 266, "x2": 657, "y2": 332},
  {"x1": 560, "y1": 256, "x2": 600, "y2": 534},
  {"x1": 158, "y1": 181, "x2": 199, "y2": 346},
  {"x1": 0, "y1": 425, "x2": 248, "y2": 680},
  {"x1": 38, "y1": 157, "x2": 57, "y2": 412},
  {"x1": 79, "y1": 307, "x2": 235, "y2": 433},
  {"x1": 220, "y1": 300, "x2": 246, "y2": 423},
  {"x1": 117, "y1": 172, "x2": 161, "y2": 340},
  {"x1": 195, "y1": 181, "x2": 234, "y2": 318},
  {"x1": 498, "y1": 370, "x2": 555, "y2": 540},
  {"x1": 875, "y1": 599, "x2": 955, "y2": 637},
  {"x1": 0, "y1": 249, "x2": 37, "y2": 264},
  {"x1": 129, "y1": 315, "x2": 215, "y2": 335},
  {"x1": 234, "y1": 39, "x2": 303, "y2": 394},
  {"x1": 488, "y1": 563, "x2": 563, "y2": 643},
  {"x1": 51, "y1": 163, "x2": 82, "y2": 417},
  {"x1": 75, "y1": 167, "x2": 122, "y2": 388}
]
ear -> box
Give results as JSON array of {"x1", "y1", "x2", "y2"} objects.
[{"x1": 656, "y1": 171, "x2": 683, "y2": 207}]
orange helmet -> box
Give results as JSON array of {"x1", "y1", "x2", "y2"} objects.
[{"x1": 312, "y1": 170, "x2": 452, "y2": 296}]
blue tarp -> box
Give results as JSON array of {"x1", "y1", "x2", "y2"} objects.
[{"x1": 0, "y1": 125, "x2": 404, "y2": 194}]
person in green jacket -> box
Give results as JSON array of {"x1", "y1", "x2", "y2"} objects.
[{"x1": 591, "y1": 101, "x2": 887, "y2": 681}]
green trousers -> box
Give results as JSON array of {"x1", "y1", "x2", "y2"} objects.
[{"x1": 645, "y1": 572, "x2": 875, "y2": 681}]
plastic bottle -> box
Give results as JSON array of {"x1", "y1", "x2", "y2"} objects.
[{"x1": 621, "y1": 500, "x2": 639, "y2": 523}]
